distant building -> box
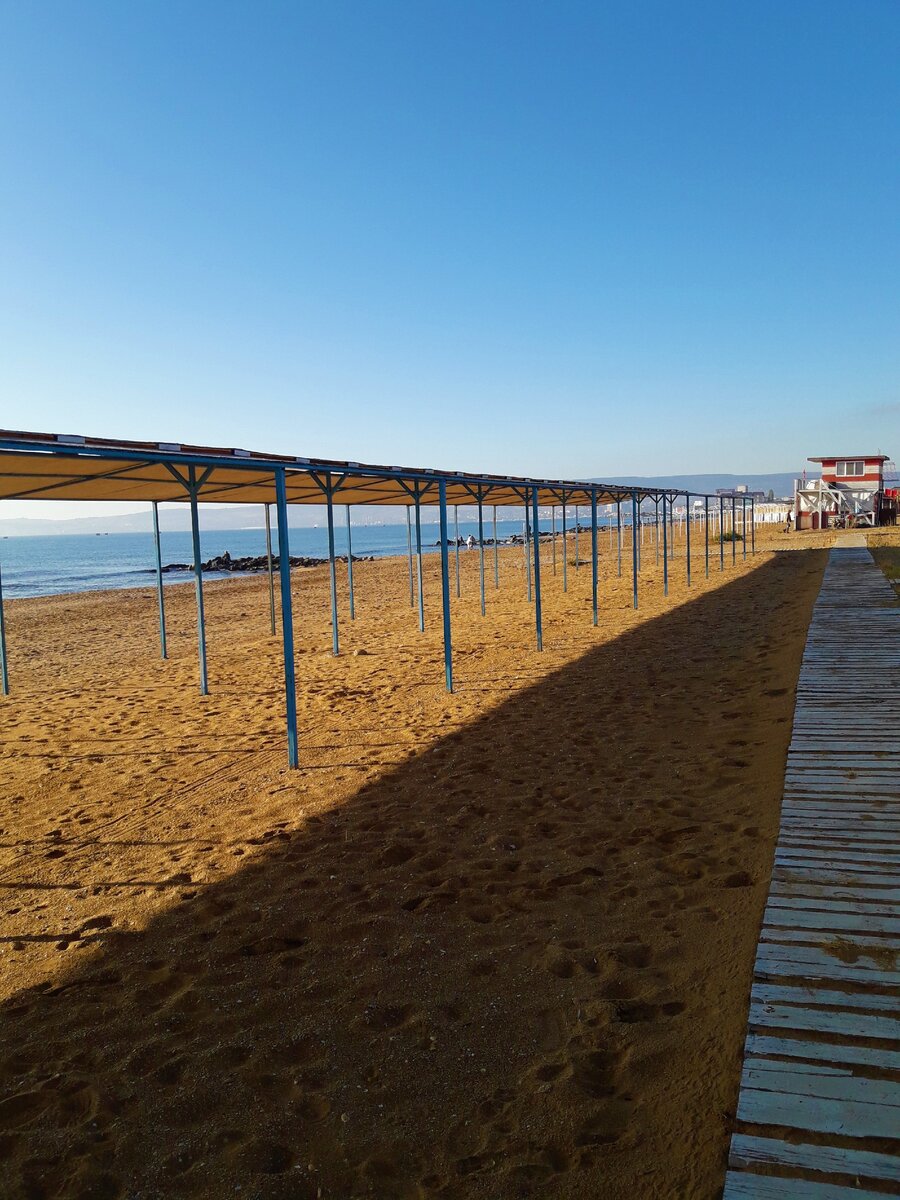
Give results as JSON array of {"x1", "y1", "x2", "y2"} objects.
[
  {"x1": 794, "y1": 454, "x2": 897, "y2": 529},
  {"x1": 715, "y1": 486, "x2": 767, "y2": 501}
]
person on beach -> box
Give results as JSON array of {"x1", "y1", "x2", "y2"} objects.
[{"x1": 466, "y1": 534, "x2": 476, "y2": 550}]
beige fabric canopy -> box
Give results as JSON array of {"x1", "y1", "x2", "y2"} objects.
[{"x1": 0, "y1": 429, "x2": 663, "y2": 508}]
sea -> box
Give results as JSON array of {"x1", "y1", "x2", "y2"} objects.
[{"x1": 0, "y1": 518, "x2": 618, "y2": 599}]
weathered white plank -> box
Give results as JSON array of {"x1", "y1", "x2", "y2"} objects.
[
  {"x1": 751, "y1": 982, "x2": 900, "y2": 1011},
  {"x1": 773, "y1": 866, "x2": 900, "y2": 887},
  {"x1": 745, "y1": 1035, "x2": 900, "y2": 1072},
  {"x1": 737, "y1": 1085, "x2": 899, "y2": 1139},
  {"x1": 749, "y1": 1001, "x2": 900, "y2": 1041},
  {"x1": 770, "y1": 880, "x2": 900, "y2": 903},
  {"x1": 729, "y1": 1134, "x2": 900, "y2": 1185},
  {"x1": 755, "y1": 942, "x2": 899, "y2": 985},
  {"x1": 723, "y1": 1173, "x2": 889, "y2": 1199},
  {"x1": 767, "y1": 895, "x2": 898, "y2": 917},
  {"x1": 763, "y1": 905, "x2": 900, "y2": 934}
]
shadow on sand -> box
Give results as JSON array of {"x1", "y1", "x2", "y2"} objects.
[{"x1": 0, "y1": 551, "x2": 826, "y2": 1200}]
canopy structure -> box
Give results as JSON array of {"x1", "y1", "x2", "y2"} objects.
[
  {"x1": 0, "y1": 428, "x2": 757, "y2": 766},
  {"x1": 0, "y1": 428, "x2": 662, "y2": 508}
]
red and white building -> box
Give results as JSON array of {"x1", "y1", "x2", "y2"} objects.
[{"x1": 794, "y1": 454, "x2": 897, "y2": 529}]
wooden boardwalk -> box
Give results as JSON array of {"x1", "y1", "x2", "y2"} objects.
[{"x1": 724, "y1": 541, "x2": 900, "y2": 1198}]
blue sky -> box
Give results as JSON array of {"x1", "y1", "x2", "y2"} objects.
[{"x1": 1, "y1": 0, "x2": 898, "y2": 518}]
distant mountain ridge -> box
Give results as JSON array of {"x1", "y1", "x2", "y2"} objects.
[{"x1": 0, "y1": 471, "x2": 800, "y2": 536}]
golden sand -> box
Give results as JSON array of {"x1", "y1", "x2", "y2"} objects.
[{"x1": 0, "y1": 528, "x2": 828, "y2": 1198}]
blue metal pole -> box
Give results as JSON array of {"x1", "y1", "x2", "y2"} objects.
[
  {"x1": 685, "y1": 492, "x2": 691, "y2": 587},
  {"x1": 438, "y1": 479, "x2": 453, "y2": 692},
  {"x1": 264, "y1": 503, "x2": 276, "y2": 635},
  {"x1": 346, "y1": 505, "x2": 355, "y2": 621},
  {"x1": 655, "y1": 497, "x2": 660, "y2": 565},
  {"x1": 551, "y1": 506, "x2": 557, "y2": 575},
  {"x1": 454, "y1": 506, "x2": 460, "y2": 597},
  {"x1": 493, "y1": 505, "x2": 499, "y2": 588},
  {"x1": 275, "y1": 467, "x2": 299, "y2": 769},
  {"x1": 590, "y1": 488, "x2": 598, "y2": 627},
  {"x1": 188, "y1": 467, "x2": 208, "y2": 695},
  {"x1": 574, "y1": 504, "x2": 579, "y2": 570},
  {"x1": 742, "y1": 498, "x2": 747, "y2": 559},
  {"x1": 661, "y1": 494, "x2": 669, "y2": 597},
  {"x1": 561, "y1": 498, "x2": 567, "y2": 592},
  {"x1": 719, "y1": 496, "x2": 725, "y2": 571},
  {"x1": 669, "y1": 492, "x2": 676, "y2": 558},
  {"x1": 477, "y1": 492, "x2": 485, "y2": 616},
  {"x1": 0, "y1": 555, "x2": 8, "y2": 696},
  {"x1": 524, "y1": 500, "x2": 532, "y2": 602},
  {"x1": 415, "y1": 493, "x2": 424, "y2": 632},
  {"x1": 325, "y1": 476, "x2": 339, "y2": 655},
  {"x1": 751, "y1": 497, "x2": 756, "y2": 553},
  {"x1": 732, "y1": 497, "x2": 737, "y2": 565},
  {"x1": 531, "y1": 487, "x2": 542, "y2": 651},
  {"x1": 631, "y1": 492, "x2": 639, "y2": 609},
  {"x1": 616, "y1": 499, "x2": 622, "y2": 577},
  {"x1": 705, "y1": 496, "x2": 710, "y2": 578},
  {"x1": 151, "y1": 500, "x2": 167, "y2": 659},
  {"x1": 406, "y1": 505, "x2": 414, "y2": 606}
]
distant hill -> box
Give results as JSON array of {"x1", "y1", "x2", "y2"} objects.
[
  {"x1": 0, "y1": 471, "x2": 800, "y2": 536},
  {"x1": 598, "y1": 472, "x2": 799, "y2": 498}
]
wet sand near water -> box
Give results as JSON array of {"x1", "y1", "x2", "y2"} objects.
[{"x1": 0, "y1": 532, "x2": 826, "y2": 1198}]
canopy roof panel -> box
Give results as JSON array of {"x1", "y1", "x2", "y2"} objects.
[{"x1": 0, "y1": 429, "x2": 675, "y2": 508}]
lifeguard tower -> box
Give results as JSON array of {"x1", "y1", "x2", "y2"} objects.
[{"x1": 794, "y1": 453, "x2": 897, "y2": 529}]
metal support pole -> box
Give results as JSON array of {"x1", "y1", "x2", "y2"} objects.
[
  {"x1": 742, "y1": 498, "x2": 747, "y2": 560},
  {"x1": 151, "y1": 500, "x2": 167, "y2": 658},
  {"x1": 346, "y1": 505, "x2": 355, "y2": 620},
  {"x1": 616, "y1": 499, "x2": 622, "y2": 577},
  {"x1": 531, "y1": 487, "x2": 542, "y2": 651},
  {"x1": 731, "y1": 497, "x2": 737, "y2": 565},
  {"x1": 719, "y1": 496, "x2": 725, "y2": 571},
  {"x1": 406, "y1": 506, "x2": 414, "y2": 607},
  {"x1": 561, "y1": 500, "x2": 568, "y2": 592},
  {"x1": 685, "y1": 492, "x2": 691, "y2": 586},
  {"x1": 438, "y1": 480, "x2": 453, "y2": 692},
  {"x1": 188, "y1": 467, "x2": 208, "y2": 695},
  {"x1": 662, "y1": 494, "x2": 669, "y2": 596},
  {"x1": 551, "y1": 506, "x2": 557, "y2": 575},
  {"x1": 574, "y1": 504, "x2": 579, "y2": 570},
  {"x1": 415, "y1": 494, "x2": 424, "y2": 633},
  {"x1": 264, "y1": 503, "x2": 276, "y2": 635},
  {"x1": 493, "y1": 505, "x2": 499, "y2": 588},
  {"x1": 704, "y1": 496, "x2": 710, "y2": 578},
  {"x1": 590, "y1": 488, "x2": 598, "y2": 626},
  {"x1": 454, "y1": 506, "x2": 460, "y2": 597},
  {"x1": 477, "y1": 492, "x2": 485, "y2": 616},
  {"x1": 326, "y1": 476, "x2": 339, "y2": 656},
  {"x1": 275, "y1": 467, "x2": 299, "y2": 769},
  {"x1": 524, "y1": 500, "x2": 533, "y2": 602},
  {"x1": 655, "y1": 497, "x2": 660, "y2": 565},
  {"x1": 751, "y1": 497, "x2": 756, "y2": 553},
  {"x1": 631, "y1": 492, "x2": 639, "y2": 609},
  {"x1": 0, "y1": 556, "x2": 8, "y2": 696},
  {"x1": 669, "y1": 493, "x2": 676, "y2": 558}
]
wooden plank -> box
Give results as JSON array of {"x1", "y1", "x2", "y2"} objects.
[
  {"x1": 750, "y1": 982, "x2": 900, "y2": 1011},
  {"x1": 762, "y1": 906, "x2": 900, "y2": 935},
  {"x1": 737, "y1": 1085, "x2": 899, "y2": 1140},
  {"x1": 723, "y1": 1173, "x2": 889, "y2": 1199},
  {"x1": 749, "y1": 1001, "x2": 900, "y2": 1041},
  {"x1": 760, "y1": 927, "x2": 900, "y2": 950},
  {"x1": 745, "y1": 1035, "x2": 900, "y2": 1072},
  {"x1": 773, "y1": 867, "x2": 900, "y2": 888},
  {"x1": 767, "y1": 896, "x2": 898, "y2": 917},
  {"x1": 755, "y1": 944, "x2": 899, "y2": 985},
  {"x1": 769, "y1": 881, "x2": 900, "y2": 903},
  {"x1": 729, "y1": 1134, "x2": 900, "y2": 1185}
]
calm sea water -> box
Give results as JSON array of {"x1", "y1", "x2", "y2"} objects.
[{"x1": 0, "y1": 519, "x2": 620, "y2": 599}]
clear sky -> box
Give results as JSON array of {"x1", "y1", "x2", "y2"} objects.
[{"x1": 1, "y1": 0, "x2": 898, "y2": 519}]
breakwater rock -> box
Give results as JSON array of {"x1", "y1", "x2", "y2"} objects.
[{"x1": 160, "y1": 550, "x2": 373, "y2": 574}]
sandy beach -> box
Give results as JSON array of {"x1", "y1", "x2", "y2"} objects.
[{"x1": 0, "y1": 529, "x2": 831, "y2": 1198}]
